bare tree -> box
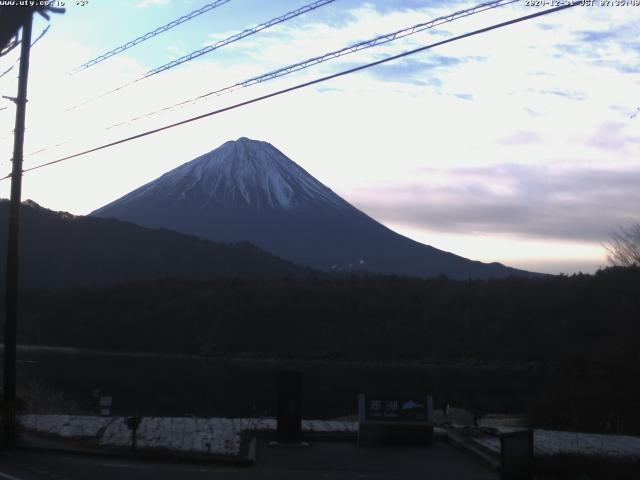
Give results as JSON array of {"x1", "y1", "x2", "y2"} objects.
[{"x1": 603, "y1": 222, "x2": 640, "y2": 267}]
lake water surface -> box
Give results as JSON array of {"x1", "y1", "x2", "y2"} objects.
[{"x1": 11, "y1": 347, "x2": 544, "y2": 419}]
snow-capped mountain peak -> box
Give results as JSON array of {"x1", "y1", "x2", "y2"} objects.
[
  {"x1": 107, "y1": 137, "x2": 347, "y2": 212},
  {"x1": 92, "y1": 137, "x2": 529, "y2": 280}
]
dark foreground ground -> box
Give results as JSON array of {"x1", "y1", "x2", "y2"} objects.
[{"x1": 0, "y1": 440, "x2": 497, "y2": 480}]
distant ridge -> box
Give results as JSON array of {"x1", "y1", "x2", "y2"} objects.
[
  {"x1": 92, "y1": 137, "x2": 534, "y2": 279},
  {"x1": 0, "y1": 199, "x2": 315, "y2": 289}
]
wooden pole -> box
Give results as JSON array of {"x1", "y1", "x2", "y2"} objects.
[{"x1": 3, "y1": 11, "x2": 33, "y2": 447}]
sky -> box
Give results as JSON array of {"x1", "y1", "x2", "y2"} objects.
[{"x1": 0, "y1": 0, "x2": 638, "y2": 274}]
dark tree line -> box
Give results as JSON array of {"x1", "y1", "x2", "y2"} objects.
[
  {"x1": 10, "y1": 267, "x2": 640, "y2": 362},
  {"x1": 5, "y1": 266, "x2": 640, "y2": 433}
]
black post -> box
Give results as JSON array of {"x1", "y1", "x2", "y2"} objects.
[
  {"x1": 276, "y1": 371, "x2": 303, "y2": 444},
  {"x1": 126, "y1": 417, "x2": 142, "y2": 452},
  {"x1": 2, "y1": 12, "x2": 33, "y2": 447},
  {"x1": 501, "y1": 430, "x2": 534, "y2": 480}
]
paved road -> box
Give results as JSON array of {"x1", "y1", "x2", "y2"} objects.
[
  {"x1": 257, "y1": 440, "x2": 498, "y2": 479},
  {"x1": 0, "y1": 441, "x2": 498, "y2": 479}
]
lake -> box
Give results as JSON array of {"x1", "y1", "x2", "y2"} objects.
[{"x1": 10, "y1": 346, "x2": 544, "y2": 419}]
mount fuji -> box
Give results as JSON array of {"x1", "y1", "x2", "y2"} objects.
[{"x1": 92, "y1": 137, "x2": 530, "y2": 279}]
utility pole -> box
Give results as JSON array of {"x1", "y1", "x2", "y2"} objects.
[{"x1": 3, "y1": 11, "x2": 33, "y2": 447}]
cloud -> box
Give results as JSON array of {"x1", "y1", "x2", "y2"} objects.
[
  {"x1": 349, "y1": 164, "x2": 640, "y2": 244},
  {"x1": 550, "y1": 19, "x2": 640, "y2": 75},
  {"x1": 586, "y1": 122, "x2": 640, "y2": 152},
  {"x1": 540, "y1": 89, "x2": 587, "y2": 101},
  {"x1": 362, "y1": 0, "x2": 457, "y2": 15},
  {"x1": 135, "y1": 0, "x2": 169, "y2": 7},
  {"x1": 364, "y1": 55, "x2": 473, "y2": 86},
  {"x1": 166, "y1": 44, "x2": 187, "y2": 60},
  {"x1": 498, "y1": 131, "x2": 542, "y2": 145},
  {"x1": 576, "y1": 30, "x2": 617, "y2": 42}
]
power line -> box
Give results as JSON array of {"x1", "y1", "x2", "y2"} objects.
[
  {"x1": 8, "y1": 2, "x2": 577, "y2": 180},
  {"x1": 0, "y1": 25, "x2": 50, "y2": 80},
  {"x1": 28, "y1": 0, "x2": 520, "y2": 152},
  {"x1": 204, "y1": 0, "x2": 520, "y2": 93},
  {"x1": 0, "y1": 25, "x2": 51, "y2": 150},
  {"x1": 145, "y1": 0, "x2": 335, "y2": 79},
  {"x1": 28, "y1": 139, "x2": 72, "y2": 155},
  {"x1": 0, "y1": 38, "x2": 20, "y2": 58},
  {"x1": 64, "y1": 0, "x2": 335, "y2": 113},
  {"x1": 107, "y1": 0, "x2": 520, "y2": 130},
  {"x1": 71, "y1": 0, "x2": 232, "y2": 74}
]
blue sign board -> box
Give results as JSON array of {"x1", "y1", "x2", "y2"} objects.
[{"x1": 364, "y1": 396, "x2": 430, "y2": 422}]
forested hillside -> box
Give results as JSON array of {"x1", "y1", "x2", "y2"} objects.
[
  {"x1": 0, "y1": 200, "x2": 315, "y2": 288},
  {"x1": 7, "y1": 267, "x2": 640, "y2": 433}
]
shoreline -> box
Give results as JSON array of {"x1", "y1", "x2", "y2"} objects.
[{"x1": 4, "y1": 343, "x2": 550, "y2": 372}]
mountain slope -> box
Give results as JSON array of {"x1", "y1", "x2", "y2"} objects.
[
  {"x1": 0, "y1": 200, "x2": 315, "y2": 289},
  {"x1": 92, "y1": 137, "x2": 532, "y2": 279}
]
